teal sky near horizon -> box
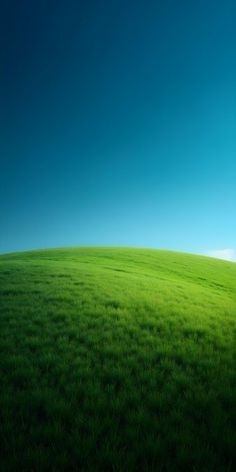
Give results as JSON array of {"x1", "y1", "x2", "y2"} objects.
[{"x1": 1, "y1": 1, "x2": 236, "y2": 258}]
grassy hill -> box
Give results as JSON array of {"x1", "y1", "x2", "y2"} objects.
[{"x1": 0, "y1": 247, "x2": 236, "y2": 471}]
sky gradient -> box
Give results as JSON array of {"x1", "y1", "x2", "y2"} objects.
[{"x1": 1, "y1": 1, "x2": 236, "y2": 258}]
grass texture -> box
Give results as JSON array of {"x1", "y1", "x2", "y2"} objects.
[{"x1": 0, "y1": 247, "x2": 236, "y2": 471}]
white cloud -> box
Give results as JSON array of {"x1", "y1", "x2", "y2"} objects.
[{"x1": 206, "y1": 248, "x2": 235, "y2": 262}]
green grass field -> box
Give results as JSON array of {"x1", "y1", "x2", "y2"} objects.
[{"x1": 0, "y1": 247, "x2": 236, "y2": 471}]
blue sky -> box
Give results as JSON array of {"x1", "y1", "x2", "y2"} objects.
[{"x1": 1, "y1": 1, "x2": 235, "y2": 259}]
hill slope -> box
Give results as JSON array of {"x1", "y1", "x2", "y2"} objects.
[{"x1": 0, "y1": 247, "x2": 236, "y2": 471}]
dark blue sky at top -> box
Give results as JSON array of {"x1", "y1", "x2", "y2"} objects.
[{"x1": 1, "y1": 0, "x2": 236, "y2": 255}]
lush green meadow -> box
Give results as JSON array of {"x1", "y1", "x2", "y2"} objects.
[{"x1": 0, "y1": 247, "x2": 236, "y2": 471}]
